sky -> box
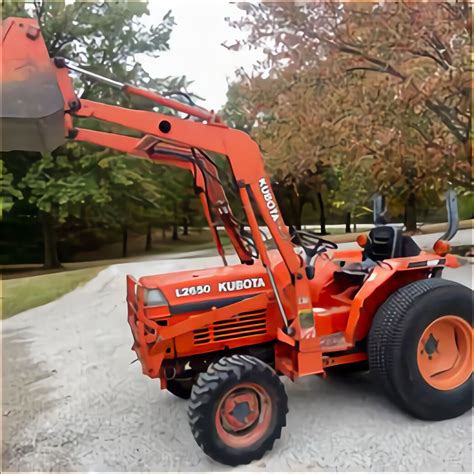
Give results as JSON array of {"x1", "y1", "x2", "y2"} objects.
[{"x1": 138, "y1": 1, "x2": 263, "y2": 111}]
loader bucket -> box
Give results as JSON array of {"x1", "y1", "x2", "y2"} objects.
[{"x1": 1, "y1": 18, "x2": 65, "y2": 153}]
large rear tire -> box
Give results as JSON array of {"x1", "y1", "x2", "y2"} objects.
[
  {"x1": 369, "y1": 278, "x2": 472, "y2": 421},
  {"x1": 188, "y1": 354, "x2": 288, "y2": 466}
]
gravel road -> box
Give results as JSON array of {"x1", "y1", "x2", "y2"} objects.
[{"x1": 2, "y1": 231, "x2": 472, "y2": 472}]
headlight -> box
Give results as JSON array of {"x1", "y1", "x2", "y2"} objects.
[{"x1": 144, "y1": 288, "x2": 168, "y2": 307}]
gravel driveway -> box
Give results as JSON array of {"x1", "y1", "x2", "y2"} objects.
[{"x1": 2, "y1": 232, "x2": 472, "y2": 472}]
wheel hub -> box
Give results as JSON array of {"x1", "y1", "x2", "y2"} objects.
[
  {"x1": 423, "y1": 333, "x2": 439, "y2": 359},
  {"x1": 215, "y1": 383, "x2": 272, "y2": 448},
  {"x1": 223, "y1": 391, "x2": 259, "y2": 431},
  {"x1": 417, "y1": 315, "x2": 472, "y2": 391}
]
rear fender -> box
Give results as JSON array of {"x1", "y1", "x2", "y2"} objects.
[{"x1": 344, "y1": 254, "x2": 457, "y2": 344}]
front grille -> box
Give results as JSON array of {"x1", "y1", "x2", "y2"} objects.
[{"x1": 193, "y1": 309, "x2": 267, "y2": 345}]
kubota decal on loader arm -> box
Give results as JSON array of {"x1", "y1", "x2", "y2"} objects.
[{"x1": 2, "y1": 17, "x2": 471, "y2": 467}]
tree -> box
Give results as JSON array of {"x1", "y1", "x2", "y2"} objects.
[
  {"x1": 2, "y1": 0, "x2": 196, "y2": 266},
  {"x1": 80, "y1": 151, "x2": 171, "y2": 258},
  {"x1": 121, "y1": 165, "x2": 195, "y2": 246},
  {"x1": 0, "y1": 161, "x2": 23, "y2": 217},
  {"x1": 331, "y1": 158, "x2": 375, "y2": 232},
  {"x1": 225, "y1": 1, "x2": 471, "y2": 231},
  {"x1": 224, "y1": 67, "x2": 341, "y2": 232},
  {"x1": 17, "y1": 147, "x2": 111, "y2": 267}
]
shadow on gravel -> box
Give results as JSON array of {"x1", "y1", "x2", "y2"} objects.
[
  {"x1": 286, "y1": 368, "x2": 402, "y2": 416},
  {"x1": 1, "y1": 329, "x2": 74, "y2": 472}
]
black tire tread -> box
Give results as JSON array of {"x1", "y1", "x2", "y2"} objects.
[
  {"x1": 369, "y1": 278, "x2": 471, "y2": 418},
  {"x1": 188, "y1": 354, "x2": 288, "y2": 466}
]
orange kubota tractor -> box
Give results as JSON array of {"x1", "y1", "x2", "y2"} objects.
[{"x1": 2, "y1": 18, "x2": 472, "y2": 466}]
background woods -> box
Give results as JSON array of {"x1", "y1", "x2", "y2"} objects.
[
  {"x1": 1, "y1": 0, "x2": 472, "y2": 269},
  {"x1": 223, "y1": 1, "x2": 472, "y2": 232},
  {"x1": 1, "y1": 0, "x2": 199, "y2": 267}
]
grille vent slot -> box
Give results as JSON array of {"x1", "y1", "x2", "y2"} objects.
[{"x1": 193, "y1": 309, "x2": 267, "y2": 345}]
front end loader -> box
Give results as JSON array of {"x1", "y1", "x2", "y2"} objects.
[{"x1": 2, "y1": 18, "x2": 472, "y2": 466}]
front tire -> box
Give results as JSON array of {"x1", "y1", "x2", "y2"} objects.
[
  {"x1": 369, "y1": 278, "x2": 472, "y2": 421},
  {"x1": 188, "y1": 354, "x2": 288, "y2": 466}
]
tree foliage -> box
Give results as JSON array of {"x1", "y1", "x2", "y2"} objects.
[
  {"x1": 1, "y1": 161, "x2": 23, "y2": 215},
  {"x1": 224, "y1": 1, "x2": 472, "y2": 229},
  {"x1": 2, "y1": 0, "x2": 198, "y2": 266}
]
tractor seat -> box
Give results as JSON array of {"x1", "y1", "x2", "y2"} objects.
[
  {"x1": 336, "y1": 225, "x2": 422, "y2": 281},
  {"x1": 364, "y1": 225, "x2": 421, "y2": 261}
]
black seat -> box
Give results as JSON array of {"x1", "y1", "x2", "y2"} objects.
[
  {"x1": 336, "y1": 225, "x2": 422, "y2": 281},
  {"x1": 364, "y1": 225, "x2": 421, "y2": 261}
]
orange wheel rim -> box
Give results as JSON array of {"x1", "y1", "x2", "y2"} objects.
[
  {"x1": 215, "y1": 383, "x2": 272, "y2": 448},
  {"x1": 417, "y1": 315, "x2": 473, "y2": 391}
]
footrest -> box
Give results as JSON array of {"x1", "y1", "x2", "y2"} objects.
[{"x1": 319, "y1": 332, "x2": 349, "y2": 352}]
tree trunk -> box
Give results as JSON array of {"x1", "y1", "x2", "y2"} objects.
[
  {"x1": 353, "y1": 220, "x2": 357, "y2": 233},
  {"x1": 122, "y1": 226, "x2": 128, "y2": 258},
  {"x1": 172, "y1": 223, "x2": 179, "y2": 241},
  {"x1": 145, "y1": 223, "x2": 152, "y2": 251},
  {"x1": 172, "y1": 201, "x2": 180, "y2": 241},
  {"x1": 288, "y1": 188, "x2": 302, "y2": 229},
  {"x1": 182, "y1": 217, "x2": 189, "y2": 236},
  {"x1": 345, "y1": 212, "x2": 351, "y2": 233},
  {"x1": 404, "y1": 193, "x2": 417, "y2": 232},
  {"x1": 317, "y1": 192, "x2": 327, "y2": 235},
  {"x1": 298, "y1": 199, "x2": 306, "y2": 231},
  {"x1": 41, "y1": 212, "x2": 61, "y2": 269}
]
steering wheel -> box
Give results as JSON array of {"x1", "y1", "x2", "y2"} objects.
[
  {"x1": 289, "y1": 226, "x2": 337, "y2": 265},
  {"x1": 239, "y1": 225, "x2": 259, "y2": 259}
]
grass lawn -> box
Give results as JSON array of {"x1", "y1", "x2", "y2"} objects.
[{"x1": 1, "y1": 266, "x2": 105, "y2": 319}]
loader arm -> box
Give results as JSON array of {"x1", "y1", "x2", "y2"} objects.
[
  {"x1": 1, "y1": 17, "x2": 320, "y2": 354},
  {"x1": 62, "y1": 83, "x2": 316, "y2": 343},
  {"x1": 73, "y1": 127, "x2": 250, "y2": 265}
]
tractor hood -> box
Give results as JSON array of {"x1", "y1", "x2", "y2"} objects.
[{"x1": 139, "y1": 262, "x2": 272, "y2": 312}]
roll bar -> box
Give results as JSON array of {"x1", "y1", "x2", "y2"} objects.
[
  {"x1": 437, "y1": 189, "x2": 459, "y2": 242},
  {"x1": 372, "y1": 193, "x2": 387, "y2": 226}
]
